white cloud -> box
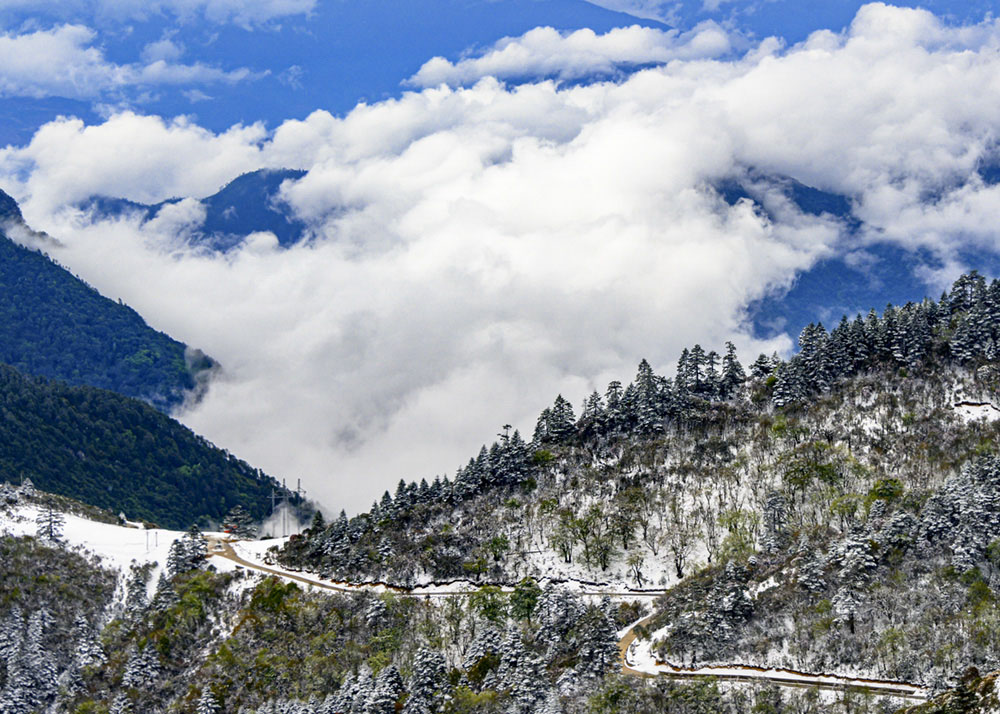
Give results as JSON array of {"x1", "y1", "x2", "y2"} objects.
[
  {"x1": 0, "y1": 24, "x2": 257, "y2": 100},
  {"x1": 408, "y1": 24, "x2": 732, "y2": 87},
  {"x1": 142, "y1": 34, "x2": 185, "y2": 63},
  {"x1": 3, "y1": 4, "x2": 1000, "y2": 514},
  {"x1": 0, "y1": 0, "x2": 316, "y2": 28},
  {"x1": 580, "y1": 0, "x2": 683, "y2": 25}
]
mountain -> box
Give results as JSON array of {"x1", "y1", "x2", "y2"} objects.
[
  {"x1": 0, "y1": 361, "x2": 285, "y2": 529},
  {"x1": 81, "y1": 169, "x2": 309, "y2": 252},
  {"x1": 0, "y1": 189, "x2": 214, "y2": 412},
  {"x1": 277, "y1": 271, "x2": 1000, "y2": 700},
  {"x1": 4, "y1": 272, "x2": 1000, "y2": 714}
]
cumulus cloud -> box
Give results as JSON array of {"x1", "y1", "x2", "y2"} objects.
[
  {"x1": 0, "y1": 0, "x2": 316, "y2": 28},
  {"x1": 142, "y1": 34, "x2": 185, "y2": 63},
  {"x1": 0, "y1": 24, "x2": 257, "y2": 100},
  {"x1": 408, "y1": 24, "x2": 732, "y2": 87},
  {"x1": 3, "y1": 4, "x2": 1000, "y2": 514}
]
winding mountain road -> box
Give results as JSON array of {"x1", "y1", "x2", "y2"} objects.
[{"x1": 209, "y1": 540, "x2": 928, "y2": 702}]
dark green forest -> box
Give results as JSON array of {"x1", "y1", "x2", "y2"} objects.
[
  {"x1": 0, "y1": 362, "x2": 280, "y2": 529},
  {"x1": 0, "y1": 189, "x2": 209, "y2": 411}
]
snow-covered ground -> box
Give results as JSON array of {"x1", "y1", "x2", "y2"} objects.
[
  {"x1": 624, "y1": 625, "x2": 927, "y2": 701},
  {"x1": 1, "y1": 503, "x2": 181, "y2": 571},
  {"x1": 1, "y1": 497, "x2": 929, "y2": 700},
  {"x1": 953, "y1": 401, "x2": 1000, "y2": 423},
  {"x1": 0, "y1": 501, "x2": 248, "y2": 601},
  {"x1": 225, "y1": 538, "x2": 665, "y2": 599}
]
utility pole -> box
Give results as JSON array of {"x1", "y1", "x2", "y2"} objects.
[
  {"x1": 269, "y1": 479, "x2": 306, "y2": 537},
  {"x1": 295, "y1": 479, "x2": 307, "y2": 535}
]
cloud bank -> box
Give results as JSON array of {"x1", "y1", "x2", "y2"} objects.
[
  {"x1": 408, "y1": 24, "x2": 733, "y2": 87},
  {"x1": 3, "y1": 4, "x2": 1000, "y2": 513},
  {"x1": 0, "y1": 24, "x2": 256, "y2": 100}
]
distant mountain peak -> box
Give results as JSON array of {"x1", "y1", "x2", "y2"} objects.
[{"x1": 80, "y1": 168, "x2": 310, "y2": 252}]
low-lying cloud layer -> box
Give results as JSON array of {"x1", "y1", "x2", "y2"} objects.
[{"x1": 2, "y1": 4, "x2": 1000, "y2": 513}]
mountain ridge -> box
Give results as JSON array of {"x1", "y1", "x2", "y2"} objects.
[{"x1": 0, "y1": 188, "x2": 214, "y2": 412}]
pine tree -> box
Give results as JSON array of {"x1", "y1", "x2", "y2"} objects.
[
  {"x1": 222, "y1": 505, "x2": 257, "y2": 539},
  {"x1": 197, "y1": 686, "x2": 221, "y2": 714},
  {"x1": 125, "y1": 563, "x2": 149, "y2": 615},
  {"x1": 796, "y1": 553, "x2": 827, "y2": 595},
  {"x1": 715, "y1": 562, "x2": 753, "y2": 626},
  {"x1": 19, "y1": 609, "x2": 57, "y2": 710},
  {"x1": 110, "y1": 693, "x2": 133, "y2": 714},
  {"x1": 761, "y1": 491, "x2": 788, "y2": 554},
  {"x1": 0, "y1": 481, "x2": 17, "y2": 505},
  {"x1": 720, "y1": 342, "x2": 746, "y2": 399},
  {"x1": 331, "y1": 673, "x2": 358, "y2": 713},
  {"x1": 367, "y1": 665, "x2": 403, "y2": 714},
  {"x1": 574, "y1": 604, "x2": 618, "y2": 682},
  {"x1": 634, "y1": 359, "x2": 663, "y2": 435},
  {"x1": 577, "y1": 390, "x2": 606, "y2": 442},
  {"x1": 832, "y1": 533, "x2": 877, "y2": 633},
  {"x1": 508, "y1": 652, "x2": 548, "y2": 714},
  {"x1": 72, "y1": 613, "x2": 105, "y2": 669},
  {"x1": 533, "y1": 587, "x2": 585, "y2": 660},
  {"x1": 603, "y1": 380, "x2": 623, "y2": 435},
  {"x1": 403, "y1": 647, "x2": 446, "y2": 714},
  {"x1": 167, "y1": 525, "x2": 208, "y2": 576},
  {"x1": 772, "y1": 361, "x2": 806, "y2": 408},
  {"x1": 122, "y1": 644, "x2": 160, "y2": 689},
  {"x1": 749, "y1": 353, "x2": 775, "y2": 380},
  {"x1": 539, "y1": 690, "x2": 563, "y2": 714},
  {"x1": 0, "y1": 610, "x2": 28, "y2": 714},
  {"x1": 34, "y1": 504, "x2": 65, "y2": 542},
  {"x1": 151, "y1": 573, "x2": 179, "y2": 612},
  {"x1": 547, "y1": 396, "x2": 576, "y2": 443},
  {"x1": 689, "y1": 345, "x2": 708, "y2": 396}
]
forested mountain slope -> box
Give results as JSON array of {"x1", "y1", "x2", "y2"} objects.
[
  {"x1": 0, "y1": 362, "x2": 281, "y2": 529},
  {"x1": 279, "y1": 271, "x2": 1000, "y2": 694},
  {"x1": 0, "y1": 483, "x2": 908, "y2": 714},
  {"x1": 6, "y1": 273, "x2": 1000, "y2": 714},
  {"x1": 0, "y1": 188, "x2": 213, "y2": 411}
]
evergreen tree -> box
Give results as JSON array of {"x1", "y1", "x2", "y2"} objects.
[
  {"x1": 634, "y1": 359, "x2": 663, "y2": 435},
  {"x1": 574, "y1": 604, "x2": 618, "y2": 682},
  {"x1": 167, "y1": 525, "x2": 208, "y2": 576},
  {"x1": 402, "y1": 648, "x2": 447, "y2": 714},
  {"x1": 122, "y1": 644, "x2": 160, "y2": 689},
  {"x1": 761, "y1": 491, "x2": 788, "y2": 554},
  {"x1": 832, "y1": 533, "x2": 877, "y2": 634},
  {"x1": 34, "y1": 504, "x2": 65, "y2": 542},
  {"x1": 222, "y1": 505, "x2": 257, "y2": 539},
  {"x1": 547, "y1": 396, "x2": 576, "y2": 443},
  {"x1": 749, "y1": 353, "x2": 775, "y2": 380},
  {"x1": 109, "y1": 693, "x2": 133, "y2": 714},
  {"x1": 151, "y1": 573, "x2": 179, "y2": 612},
  {"x1": 720, "y1": 342, "x2": 746, "y2": 399},
  {"x1": 603, "y1": 380, "x2": 623, "y2": 435},
  {"x1": 124, "y1": 563, "x2": 149, "y2": 615},
  {"x1": 367, "y1": 665, "x2": 403, "y2": 714},
  {"x1": 197, "y1": 687, "x2": 221, "y2": 714}
]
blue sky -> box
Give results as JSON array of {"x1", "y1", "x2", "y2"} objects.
[{"x1": 4, "y1": 1, "x2": 1000, "y2": 511}]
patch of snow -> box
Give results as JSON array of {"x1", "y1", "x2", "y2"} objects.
[{"x1": 952, "y1": 401, "x2": 1000, "y2": 423}]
